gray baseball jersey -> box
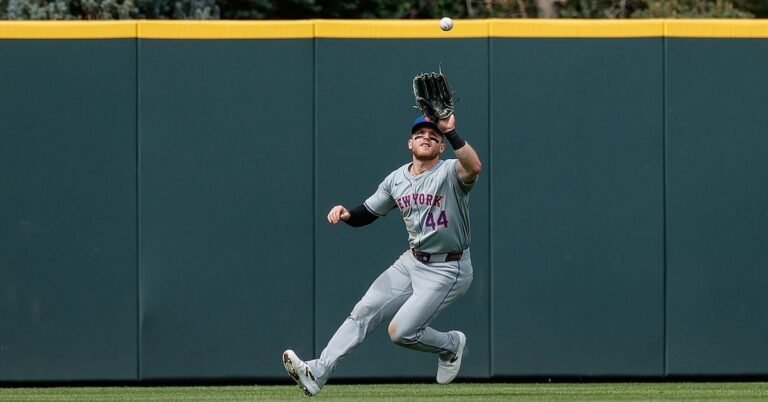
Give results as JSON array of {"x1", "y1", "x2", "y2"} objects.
[
  {"x1": 303, "y1": 159, "x2": 477, "y2": 389},
  {"x1": 364, "y1": 159, "x2": 475, "y2": 254}
]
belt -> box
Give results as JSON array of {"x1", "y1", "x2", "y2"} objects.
[{"x1": 411, "y1": 248, "x2": 464, "y2": 263}]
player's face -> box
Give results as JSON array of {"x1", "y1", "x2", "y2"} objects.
[{"x1": 408, "y1": 127, "x2": 445, "y2": 160}]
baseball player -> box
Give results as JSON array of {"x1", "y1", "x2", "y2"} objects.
[{"x1": 282, "y1": 113, "x2": 481, "y2": 397}]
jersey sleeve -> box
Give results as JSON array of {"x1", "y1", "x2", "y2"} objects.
[
  {"x1": 363, "y1": 173, "x2": 397, "y2": 216},
  {"x1": 448, "y1": 159, "x2": 477, "y2": 194}
]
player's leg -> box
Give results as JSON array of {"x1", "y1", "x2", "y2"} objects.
[
  {"x1": 387, "y1": 253, "x2": 473, "y2": 360},
  {"x1": 304, "y1": 252, "x2": 414, "y2": 387}
]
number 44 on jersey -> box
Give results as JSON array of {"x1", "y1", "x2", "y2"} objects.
[{"x1": 425, "y1": 211, "x2": 448, "y2": 230}]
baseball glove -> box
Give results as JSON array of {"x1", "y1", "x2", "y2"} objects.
[{"x1": 412, "y1": 70, "x2": 454, "y2": 121}]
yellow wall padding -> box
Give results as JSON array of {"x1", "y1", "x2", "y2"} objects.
[{"x1": 2, "y1": 20, "x2": 768, "y2": 40}]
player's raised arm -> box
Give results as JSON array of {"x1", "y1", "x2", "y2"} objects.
[{"x1": 437, "y1": 114, "x2": 482, "y2": 184}]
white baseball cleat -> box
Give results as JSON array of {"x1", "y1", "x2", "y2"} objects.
[
  {"x1": 282, "y1": 349, "x2": 321, "y2": 397},
  {"x1": 436, "y1": 331, "x2": 467, "y2": 384}
]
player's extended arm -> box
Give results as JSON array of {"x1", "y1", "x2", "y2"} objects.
[
  {"x1": 327, "y1": 204, "x2": 379, "y2": 227},
  {"x1": 437, "y1": 115, "x2": 482, "y2": 184}
]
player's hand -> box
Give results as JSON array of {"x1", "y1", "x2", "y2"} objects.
[
  {"x1": 437, "y1": 114, "x2": 456, "y2": 133},
  {"x1": 327, "y1": 205, "x2": 350, "y2": 224}
]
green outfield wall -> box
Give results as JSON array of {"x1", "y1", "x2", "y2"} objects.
[
  {"x1": 0, "y1": 20, "x2": 766, "y2": 382},
  {"x1": 0, "y1": 37, "x2": 138, "y2": 381}
]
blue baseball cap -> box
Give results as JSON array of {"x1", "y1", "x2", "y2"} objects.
[{"x1": 411, "y1": 115, "x2": 441, "y2": 135}]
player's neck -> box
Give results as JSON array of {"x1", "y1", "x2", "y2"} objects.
[{"x1": 410, "y1": 157, "x2": 439, "y2": 176}]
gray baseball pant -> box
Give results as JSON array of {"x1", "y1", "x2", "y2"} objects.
[{"x1": 306, "y1": 249, "x2": 473, "y2": 387}]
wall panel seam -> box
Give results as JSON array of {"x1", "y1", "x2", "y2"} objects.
[
  {"x1": 312, "y1": 31, "x2": 318, "y2": 358},
  {"x1": 135, "y1": 36, "x2": 142, "y2": 382},
  {"x1": 661, "y1": 31, "x2": 669, "y2": 378},
  {"x1": 487, "y1": 35, "x2": 494, "y2": 378}
]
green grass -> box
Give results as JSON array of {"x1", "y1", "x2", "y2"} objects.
[{"x1": 1, "y1": 382, "x2": 767, "y2": 401}]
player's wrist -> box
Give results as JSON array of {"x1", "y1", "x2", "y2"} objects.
[{"x1": 443, "y1": 129, "x2": 466, "y2": 150}]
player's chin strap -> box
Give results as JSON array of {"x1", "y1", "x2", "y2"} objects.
[{"x1": 442, "y1": 128, "x2": 466, "y2": 150}]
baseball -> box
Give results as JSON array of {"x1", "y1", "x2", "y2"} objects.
[{"x1": 440, "y1": 17, "x2": 453, "y2": 31}]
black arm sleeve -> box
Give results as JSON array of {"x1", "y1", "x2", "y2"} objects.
[
  {"x1": 443, "y1": 129, "x2": 466, "y2": 150},
  {"x1": 344, "y1": 204, "x2": 379, "y2": 227}
]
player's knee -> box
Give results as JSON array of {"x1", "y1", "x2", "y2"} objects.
[
  {"x1": 387, "y1": 324, "x2": 404, "y2": 344},
  {"x1": 387, "y1": 323, "x2": 397, "y2": 339},
  {"x1": 350, "y1": 298, "x2": 374, "y2": 320},
  {"x1": 350, "y1": 303, "x2": 370, "y2": 321},
  {"x1": 388, "y1": 323, "x2": 416, "y2": 345}
]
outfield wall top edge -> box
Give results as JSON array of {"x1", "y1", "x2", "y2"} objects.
[{"x1": 1, "y1": 19, "x2": 768, "y2": 39}]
